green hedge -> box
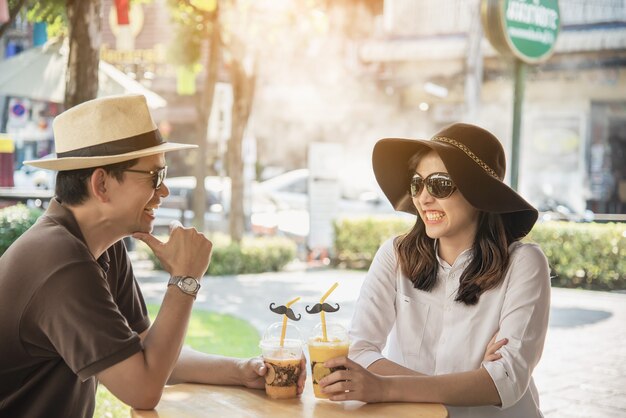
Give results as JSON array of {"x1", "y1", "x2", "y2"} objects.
[
  {"x1": 526, "y1": 222, "x2": 626, "y2": 290},
  {"x1": 333, "y1": 217, "x2": 411, "y2": 269},
  {"x1": 0, "y1": 204, "x2": 43, "y2": 256},
  {"x1": 139, "y1": 233, "x2": 297, "y2": 276},
  {"x1": 0, "y1": 204, "x2": 296, "y2": 275},
  {"x1": 333, "y1": 218, "x2": 626, "y2": 290}
]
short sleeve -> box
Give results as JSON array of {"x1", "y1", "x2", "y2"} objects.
[
  {"x1": 482, "y1": 244, "x2": 551, "y2": 409},
  {"x1": 349, "y1": 238, "x2": 399, "y2": 368},
  {"x1": 22, "y1": 261, "x2": 144, "y2": 381},
  {"x1": 107, "y1": 241, "x2": 150, "y2": 334}
]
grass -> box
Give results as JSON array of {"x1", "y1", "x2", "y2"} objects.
[{"x1": 94, "y1": 303, "x2": 261, "y2": 418}]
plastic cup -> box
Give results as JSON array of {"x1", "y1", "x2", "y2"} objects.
[
  {"x1": 259, "y1": 322, "x2": 303, "y2": 399},
  {"x1": 308, "y1": 322, "x2": 350, "y2": 399}
]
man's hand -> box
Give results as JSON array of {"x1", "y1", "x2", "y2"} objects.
[
  {"x1": 133, "y1": 221, "x2": 212, "y2": 279},
  {"x1": 483, "y1": 332, "x2": 508, "y2": 362},
  {"x1": 319, "y1": 357, "x2": 388, "y2": 403},
  {"x1": 238, "y1": 356, "x2": 307, "y2": 395},
  {"x1": 236, "y1": 357, "x2": 266, "y2": 389}
]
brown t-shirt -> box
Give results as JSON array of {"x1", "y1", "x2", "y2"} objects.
[{"x1": 0, "y1": 199, "x2": 150, "y2": 417}]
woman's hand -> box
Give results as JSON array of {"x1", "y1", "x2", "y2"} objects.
[
  {"x1": 483, "y1": 332, "x2": 508, "y2": 362},
  {"x1": 318, "y1": 357, "x2": 389, "y2": 402}
]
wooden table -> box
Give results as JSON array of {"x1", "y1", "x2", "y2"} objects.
[{"x1": 131, "y1": 381, "x2": 448, "y2": 418}]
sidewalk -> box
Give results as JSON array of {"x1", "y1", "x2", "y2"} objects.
[{"x1": 135, "y1": 266, "x2": 626, "y2": 418}]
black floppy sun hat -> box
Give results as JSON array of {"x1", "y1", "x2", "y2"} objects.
[{"x1": 372, "y1": 123, "x2": 538, "y2": 240}]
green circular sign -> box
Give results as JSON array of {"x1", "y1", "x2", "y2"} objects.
[{"x1": 483, "y1": 0, "x2": 560, "y2": 64}]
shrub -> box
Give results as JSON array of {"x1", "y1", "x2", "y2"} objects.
[
  {"x1": 139, "y1": 233, "x2": 297, "y2": 276},
  {"x1": 526, "y1": 222, "x2": 626, "y2": 290},
  {"x1": 332, "y1": 218, "x2": 626, "y2": 290},
  {"x1": 333, "y1": 217, "x2": 411, "y2": 269},
  {"x1": 0, "y1": 204, "x2": 43, "y2": 256}
]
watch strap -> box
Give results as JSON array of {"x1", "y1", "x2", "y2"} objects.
[{"x1": 168, "y1": 275, "x2": 201, "y2": 299}]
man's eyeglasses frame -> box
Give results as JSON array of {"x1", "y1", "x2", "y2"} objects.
[{"x1": 123, "y1": 166, "x2": 168, "y2": 189}]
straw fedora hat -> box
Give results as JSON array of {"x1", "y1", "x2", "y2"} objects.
[
  {"x1": 373, "y1": 123, "x2": 538, "y2": 240},
  {"x1": 24, "y1": 94, "x2": 197, "y2": 171}
]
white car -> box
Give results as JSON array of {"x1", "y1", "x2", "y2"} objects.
[
  {"x1": 165, "y1": 175, "x2": 231, "y2": 214},
  {"x1": 154, "y1": 169, "x2": 396, "y2": 236}
]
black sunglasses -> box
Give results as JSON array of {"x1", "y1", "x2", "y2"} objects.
[
  {"x1": 124, "y1": 166, "x2": 168, "y2": 189},
  {"x1": 410, "y1": 172, "x2": 457, "y2": 199}
]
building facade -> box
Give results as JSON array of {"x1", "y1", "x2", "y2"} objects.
[{"x1": 357, "y1": 0, "x2": 626, "y2": 216}]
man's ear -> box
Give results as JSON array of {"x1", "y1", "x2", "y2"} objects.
[{"x1": 90, "y1": 168, "x2": 109, "y2": 202}]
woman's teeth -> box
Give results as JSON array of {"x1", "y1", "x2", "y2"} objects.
[{"x1": 426, "y1": 211, "x2": 445, "y2": 221}]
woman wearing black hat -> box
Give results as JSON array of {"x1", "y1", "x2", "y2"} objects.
[{"x1": 319, "y1": 123, "x2": 550, "y2": 418}]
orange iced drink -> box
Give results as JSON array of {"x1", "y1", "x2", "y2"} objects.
[{"x1": 308, "y1": 322, "x2": 350, "y2": 399}]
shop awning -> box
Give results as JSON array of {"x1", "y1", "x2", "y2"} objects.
[{"x1": 0, "y1": 38, "x2": 166, "y2": 109}]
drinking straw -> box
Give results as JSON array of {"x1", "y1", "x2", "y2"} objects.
[
  {"x1": 280, "y1": 296, "x2": 301, "y2": 347},
  {"x1": 320, "y1": 282, "x2": 338, "y2": 342}
]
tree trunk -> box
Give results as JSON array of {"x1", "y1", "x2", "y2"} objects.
[
  {"x1": 193, "y1": 9, "x2": 221, "y2": 232},
  {"x1": 65, "y1": 0, "x2": 101, "y2": 109},
  {"x1": 228, "y1": 56, "x2": 256, "y2": 243}
]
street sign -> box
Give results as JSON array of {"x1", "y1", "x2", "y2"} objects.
[
  {"x1": 482, "y1": 0, "x2": 560, "y2": 64},
  {"x1": 481, "y1": 0, "x2": 560, "y2": 190},
  {"x1": 7, "y1": 98, "x2": 29, "y2": 128}
]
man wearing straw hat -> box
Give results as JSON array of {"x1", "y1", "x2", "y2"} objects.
[{"x1": 0, "y1": 95, "x2": 281, "y2": 416}]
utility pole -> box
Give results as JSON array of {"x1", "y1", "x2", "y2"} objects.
[{"x1": 465, "y1": 0, "x2": 483, "y2": 122}]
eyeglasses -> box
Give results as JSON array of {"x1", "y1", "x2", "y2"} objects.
[
  {"x1": 123, "y1": 166, "x2": 168, "y2": 189},
  {"x1": 410, "y1": 172, "x2": 457, "y2": 199}
]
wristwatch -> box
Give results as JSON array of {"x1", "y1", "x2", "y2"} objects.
[{"x1": 168, "y1": 276, "x2": 201, "y2": 299}]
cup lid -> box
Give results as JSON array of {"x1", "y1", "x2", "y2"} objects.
[
  {"x1": 309, "y1": 321, "x2": 349, "y2": 342},
  {"x1": 260, "y1": 322, "x2": 303, "y2": 347}
]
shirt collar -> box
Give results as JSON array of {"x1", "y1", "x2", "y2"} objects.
[
  {"x1": 45, "y1": 198, "x2": 111, "y2": 272},
  {"x1": 433, "y1": 239, "x2": 473, "y2": 270}
]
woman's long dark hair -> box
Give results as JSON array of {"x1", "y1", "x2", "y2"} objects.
[{"x1": 394, "y1": 150, "x2": 515, "y2": 305}]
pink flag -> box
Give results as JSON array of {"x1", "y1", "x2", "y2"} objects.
[{"x1": 0, "y1": 0, "x2": 10, "y2": 25}]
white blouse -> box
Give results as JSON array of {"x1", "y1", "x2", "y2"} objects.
[{"x1": 349, "y1": 238, "x2": 551, "y2": 418}]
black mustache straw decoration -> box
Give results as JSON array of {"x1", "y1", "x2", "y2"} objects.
[
  {"x1": 307, "y1": 282, "x2": 340, "y2": 341},
  {"x1": 270, "y1": 297, "x2": 301, "y2": 348},
  {"x1": 305, "y1": 302, "x2": 340, "y2": 314},
  {"x1": 270, "y1": 302, "x2": 302, "y2": 321}
]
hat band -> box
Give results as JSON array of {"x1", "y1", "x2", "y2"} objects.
[
  {"x1": 431, "y1": 136, "x2": 501, "y2": 180},
  {"x1": 57, "y1": 129, "x2": 164, "y2": 158}
]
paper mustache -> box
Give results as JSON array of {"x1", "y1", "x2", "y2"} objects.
[
  {"x1": 305, "y1": 302, "x2": 340, "y2": 314},
  {"x1": 269, "y1": 302, "x2": 302, "y2": 321}
]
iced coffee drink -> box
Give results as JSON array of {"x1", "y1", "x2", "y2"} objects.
[{"x1": 260, "y1": 322, "x2": 303, "y2": 399}]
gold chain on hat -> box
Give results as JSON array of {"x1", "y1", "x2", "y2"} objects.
[{"x1": 432, "y1": 136, "x2": 501, "y2": 180}]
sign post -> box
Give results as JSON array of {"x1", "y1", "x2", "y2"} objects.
[
  {"x1": 308, "y1": 142, "x2": 342, "y2": 264},
  {"x1": 482, "y1": 0, "x2": 560, "y2": 190}
]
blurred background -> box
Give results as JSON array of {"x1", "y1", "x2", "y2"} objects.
[
  {"x1": 1, "y1": 2, "x2": 625, "y2": 417},
  {"x1": 1, "y1": 0, "x2": 624, "y2": 257}
]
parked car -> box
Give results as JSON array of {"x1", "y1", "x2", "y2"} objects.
[
  {"x1": 255, "y1": 168, "x2": 395, "y2": 215},
  {"x1": 154, "y1": 169, "x2": 397, "y2": 236},
  {"x1": 536, "y1": 198, "x2": 595, "y2": 222},
  {"x1": 165, "y1": 175, "x2": 231, "y2": 214}
]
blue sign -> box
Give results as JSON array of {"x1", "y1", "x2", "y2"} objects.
[{"x1": 11, "y1": 103, "x2": 26, "y2": 117}]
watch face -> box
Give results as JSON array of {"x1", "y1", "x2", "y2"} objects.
[{"x1": 180, "y1": 277, "x2": 199, "y2": 292}]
